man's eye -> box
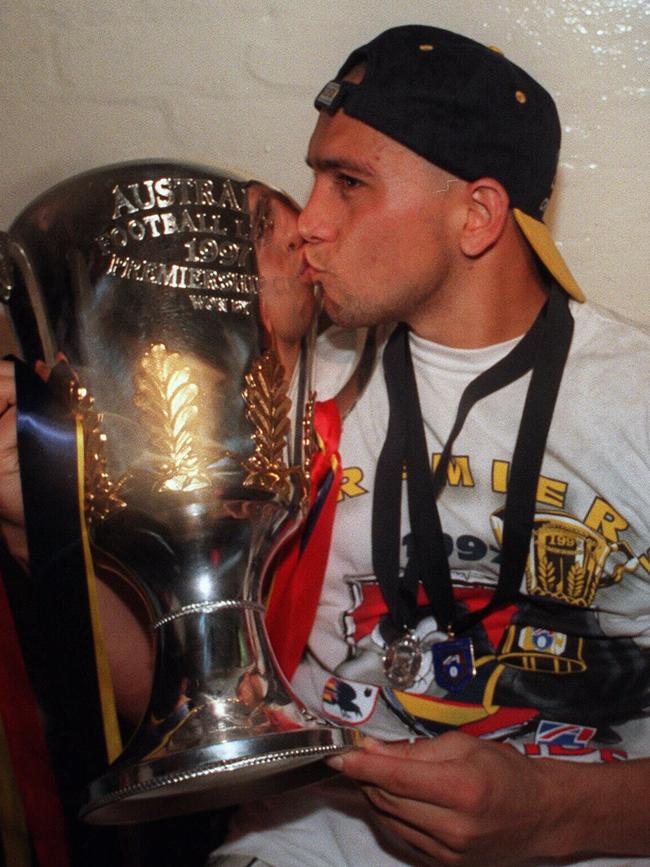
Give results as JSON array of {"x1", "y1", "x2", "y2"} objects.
[{"x1": 335, "y1": 173, "x2": 362, "y2": 190}]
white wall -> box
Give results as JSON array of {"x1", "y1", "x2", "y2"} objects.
[{"x1": 1, "y1": 0, "x2": 648, "y2": 347}]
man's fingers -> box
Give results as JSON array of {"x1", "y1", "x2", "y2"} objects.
[
  {"x1": 329, "y1": 739, "x2": 473, "y2": 810},
  {"x1": 364, "y1": 784, "x2": 453, "y2": 837},
  {"x1": 360, "y1": 731, "x2": 478, "y2": 762},
  {"x1": 361, "y1": 788, "x2": 462, "y2": 865}
]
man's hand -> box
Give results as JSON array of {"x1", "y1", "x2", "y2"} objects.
[
  {"x1": 0, "y1": 360, "x2": 27, "y2": 567},
  {"x1": 328, "y1": 732, "x2": 555, "y2": 866},
  {"x1": 328, "y1": 731, "x2": 650, "y2": 866}
]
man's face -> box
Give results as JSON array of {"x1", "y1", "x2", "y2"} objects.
[{"x1": 299, "y1": 107, "x2": 463, "y2": 332}]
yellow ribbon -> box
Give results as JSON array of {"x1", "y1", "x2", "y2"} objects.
[{"x1": 75, "y1": 417, "x2": 122, "y2": 762}]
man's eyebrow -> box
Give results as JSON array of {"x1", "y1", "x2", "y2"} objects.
[{"x1": 305, "y1": 155, "x2": 374, "y2": 176}]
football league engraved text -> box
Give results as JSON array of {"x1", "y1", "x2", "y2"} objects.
[
  {"x1": 111, "y1": 177, "x2": 243, "y2": 218},
  {"x1": 98, "y1": 175, "x2": 256, "y2": 315}
]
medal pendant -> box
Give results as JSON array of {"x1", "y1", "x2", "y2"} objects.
[
  {"x1": 383, "y1": 633, "x2": 423, "y2": 689},
  {"x1": 432, "y1": 636, "x2": 476, "y2": 693}
]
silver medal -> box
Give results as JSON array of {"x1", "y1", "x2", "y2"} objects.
[{"x1": 383, "y1": 633, "x2": 423, "y2": 689}]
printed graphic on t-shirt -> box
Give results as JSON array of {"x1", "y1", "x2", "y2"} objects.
[
  {"x1": 491, "y1": 506, "x2": 640, "y2": 608},
  {"x1": 321, "y1": 676, "x2": 379, "y2": 725},
  {"x1": 321, "y1": 464, "x2": 650, "y2": 748}
]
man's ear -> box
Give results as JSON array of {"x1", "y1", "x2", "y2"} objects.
[{"x1": 459, "y1": 178, "x2": 510, "y2": 257}]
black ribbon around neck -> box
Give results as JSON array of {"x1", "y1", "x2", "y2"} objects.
[{"x1": 371, "y1": 285, "x2": 574, "y2": 638}]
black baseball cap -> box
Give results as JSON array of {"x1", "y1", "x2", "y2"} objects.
[{"x1": 315, "y1": 25, "x2": 584, "y2": 302}]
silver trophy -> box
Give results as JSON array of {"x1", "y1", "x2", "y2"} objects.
[{"x1": 0, "y1": 161, "x2": 356, "y2": 824}]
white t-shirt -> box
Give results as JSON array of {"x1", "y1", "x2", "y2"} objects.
[{"x1": 216, "y1": 299, "x2": 650, "y2": 867}]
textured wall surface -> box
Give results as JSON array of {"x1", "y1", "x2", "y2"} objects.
[{"x1": 1, "y1": 0, "x2": 648, "y2": 341}]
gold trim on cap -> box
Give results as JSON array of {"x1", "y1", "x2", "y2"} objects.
[{"x1": 513, "y1": 208, "x2": 586, "y2": 302}]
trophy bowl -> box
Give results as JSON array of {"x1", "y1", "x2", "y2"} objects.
[{"x1": 1, "y1": 161, "x2": 356, "y2": 825}]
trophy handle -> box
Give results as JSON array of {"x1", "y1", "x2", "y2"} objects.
[
  {"x1": 0, "y1": 231, "x2": 57, "y2": 365},
  {"x1": 291, "y1": 326, "x2": 317, "y2": 468}
]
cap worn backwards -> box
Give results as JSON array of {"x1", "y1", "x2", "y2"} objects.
[{"x1": 314, "y1": 25, "x2": 584, "y2": 302}]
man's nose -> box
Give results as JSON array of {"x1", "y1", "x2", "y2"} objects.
[{"x1": 298, "y1": 188, "x2": 337, "y2": 243}]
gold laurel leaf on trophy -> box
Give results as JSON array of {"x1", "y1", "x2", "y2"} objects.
[
  {"x1": 66, "y1": 380, "x2": 127, "y2": 526},
  {"x1": 299, "y1": 393, "x2": 317, "y2": 502},
  {"x1": 133, "y1": 343, "x2": 211, "y2": 493},
  {"x1": 83, "y1": 416, "x2": 129, "y2": 525},
  {"x1": 242, "y1": 350, "x2": 294, "y2": 499}
]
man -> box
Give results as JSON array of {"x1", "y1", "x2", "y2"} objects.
[{"x1": 212, "y1": 25, "x2": 650, "y2": 867}]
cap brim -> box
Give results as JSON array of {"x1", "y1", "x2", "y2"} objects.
[{"x1": 513, "y1": 208, "x2": 585, "y2": 303}]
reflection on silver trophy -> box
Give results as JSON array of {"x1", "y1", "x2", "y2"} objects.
[{"x1": 0, "y1": 161, "x2": 356, "y2": 824}]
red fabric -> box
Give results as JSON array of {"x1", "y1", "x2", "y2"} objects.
[
  {"x1": 460, "y1": 706, "x2": 537, "y2": 737},
  {"x1": 0, "y1": 573, "x2": 69, "y2": 867},
  {"x1": 265, "y1": 399, "x2": 343, "y2": 679}
]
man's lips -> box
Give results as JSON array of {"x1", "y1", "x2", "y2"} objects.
[
  {"x1": 302, "y1": 266, "x2": 321, "y2": 283},
  {"x1": 301, "y1": 252, "x2": 324, "y2": 283}
]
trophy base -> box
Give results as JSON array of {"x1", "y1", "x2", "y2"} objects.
[{"x1": 81, "y1": 725, "x2": 358, "y2": 825}]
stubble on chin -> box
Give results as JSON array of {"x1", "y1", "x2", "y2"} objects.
[
  {"x1": 324, "y1": 288, "x2": 410, "y2": 331},
  {"x1": 323, "y1": 295, "x2": 378, "y2": 330},
  {"x1": 320, "y1": 276, "x2": 388, "y2": 330}
]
